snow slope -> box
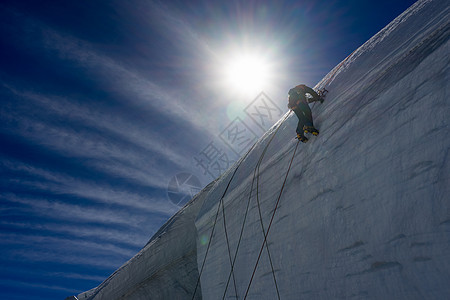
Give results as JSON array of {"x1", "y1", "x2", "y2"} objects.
[{"x1": 75, "y1": 0, "x2": 449, "y2": 299}]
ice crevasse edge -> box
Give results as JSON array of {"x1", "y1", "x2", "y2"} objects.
[{"x1": 74, "y1": 0, "x2": 450, "y2": 299}]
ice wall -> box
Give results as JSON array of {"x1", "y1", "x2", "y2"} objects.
[
  {"x1": 76, "y1": 181, "x2": 216, "y2": 300},
  {"x1": 196, "y1": 0, "x2": 449, "y2": 299},
  {"x1": 75, "y1": 0, "x2": 449, "y2": 299}
]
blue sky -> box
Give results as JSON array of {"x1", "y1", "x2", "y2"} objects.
[{"x1": 0, "y1": 0, "x2": 417, "y2": 299}]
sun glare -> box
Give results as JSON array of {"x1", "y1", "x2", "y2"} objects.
[{"x1": 224, "y1": 53, "x2": 270, "y2": 96}]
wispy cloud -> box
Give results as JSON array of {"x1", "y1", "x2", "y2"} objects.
[
  {"x1": 8, "y1": 248, "x2": 132, "y2": 269},
  {"x1": 0, "y1": 265, "x2": 107, "y2": 283},
  {"x1": 1, "y1": 232, "x2": 137, "y2": 258},
  {"x1": 2, "y1": 159, "x2": 178, "y2": 214},
  {"x1": 145, "y1": 1, "x2": 214, "y2": 55},
  {"x1": 0, "y1": 279, "x2": 80, "y2": 294},
  {"x1": 38, "y1": 26, "x2": 216, "y2": 138},
  {"x1": 2, "y1": 85, "x2": 192, "y2": 186},
  {"x1": 2, "y1": 193, "x2": 148, "y2": 227},
  {"x1": 0, "y1": 219, "x2": 147, "y2": 248},
  {"x1": 45, "y1": 272, "x2": 107, "y2": 282}
]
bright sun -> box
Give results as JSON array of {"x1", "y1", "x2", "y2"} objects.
[{"x1": 224, "y1": 53, "x2": 270, "y2": 95}]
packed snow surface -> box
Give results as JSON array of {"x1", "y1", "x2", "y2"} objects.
[{"x1": 76, "y1": 0, "x2": 449, "y2": 299}]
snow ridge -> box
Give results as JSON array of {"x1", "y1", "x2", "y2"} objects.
[{"x1": 318, "y1": 0, "x2": 446, "y2": 88}]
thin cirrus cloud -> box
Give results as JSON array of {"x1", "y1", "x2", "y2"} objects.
[
  {"x1": 2, "y1": 85, "x2": 193, "y2": 182},
  {"x1": 3, "y1": 7, "x2": 243, "y2": 181},
  {"x1": 144, "y1": 1, "x2": 214, "y2": 55},
  {"x1": 0, "y1": 220, "x2": 148, "y2": 248},
  {"x1": 0, "y1": 279, "x2": 80, "y2": 295},
  {"x1": 39, "y1": 27, "x2": 217, "y2": 138},
  {"x1": 2, "y1": 8, "x2": 221, "y2": 182},
  {"x1": 44, "y1": 272, "x2": 107, "y2": 283},
  {"x1": 2, "y1": 192, "x2": 151, "y2": 228},
  {"x1": 2, "y1": 160, "x2": 179, "y2": 216},
  {"x1": 1, "y1": 232, "x2": 136, "y2": 260},
  {"x1": 3, "y1": 247, "x2": 128, "y2": 270}
]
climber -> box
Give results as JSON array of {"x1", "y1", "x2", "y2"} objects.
[{"x1": 287, "y1": 84, "x2": 324, "y2": 142}]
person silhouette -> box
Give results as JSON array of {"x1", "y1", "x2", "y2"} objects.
[{"x1": 287, "y1": 84, "x2": 324, "y2": 142}]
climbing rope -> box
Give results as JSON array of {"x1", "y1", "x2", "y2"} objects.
[
  {"x1": 221, "y1": 111, "x2": 292, "y2": 299},
  {"x1": 243, "y1": 139, "x2": 300, "y2": 299},
  {"x1": 221, "y1": 191, "x2": 239, "y2": 298},
  {"x1": 191, "y1": 141, "x2": 257, "y2": 299},
  {"x1": 254, "y1": 141, "x2": 281, "y2": 298}
]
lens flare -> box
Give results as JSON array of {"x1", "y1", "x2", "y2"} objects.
[
  {"x1": 200, "y1": 234, "x2": 209, "y2": 246},
  {"x1": 226, "y1": 100, "x2": 246, "y2": 121}
]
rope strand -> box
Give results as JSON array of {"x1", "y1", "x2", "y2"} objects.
[
  {"x1": 255, "y1": 151, "x2": 281, "y2": 299},
  {"x1": 221, "y1": 196, "x2": 239, "y2": 298},
  {"x1": 221, "y1": 112, "x2": 292, "y2": 299},
  {"x1": 244, "y1": 139, "x2": 300, "y2": 299},
  {"x1": 191, "y1": 142, "x2": 257, "y2": 299}
]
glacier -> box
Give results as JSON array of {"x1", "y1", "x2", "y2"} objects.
[{"x1": 74, "y1": 0, "x2": 449, "y2": 299}]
